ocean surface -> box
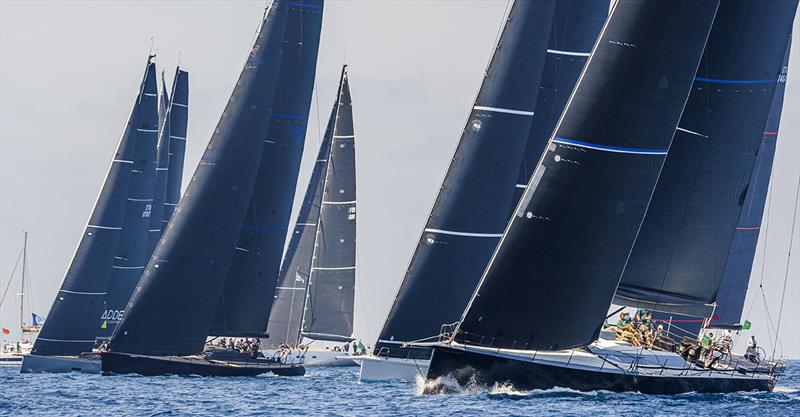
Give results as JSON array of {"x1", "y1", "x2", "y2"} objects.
[{"x1": 2, "y1": 361, "x2": 799, "y2": 416}]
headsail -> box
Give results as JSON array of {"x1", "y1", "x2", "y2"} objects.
[
  {"x1": 265, "y1": 104, "x2": 336, "y2": 347},
  {"x1": 161, "y1": 69, "x2": 189, "y2": 231},
  {"x1": 376, "y1": 0, "x2": 559, "y2": 353},
  {"x1": 146, "y1": 70, "x2": 175, "y2": 259},
  {"x1": 300, "y1": 66, "x2": 356, "y2": 343},
  {"x1": 209, "y1": 0, "x2": 323, "y2": 337},
  {"x1": 453, "y1": 0, "x2": 720, "y2": 351},
  {"x1": 613, "y1": 1, "x2": 798, "y2": 318},
  {"x1": 32, "y1": 56, "x2": 157, "y2": 356},
  {"x1": 96, "y1": 60, "x2": 160, "y2": 339},
  {"x1": 711, "y1": 40, "x2": 793, "y2": 329},
  {"x1": 108, "y1": 1, "x2": 289, "y2": 356}
]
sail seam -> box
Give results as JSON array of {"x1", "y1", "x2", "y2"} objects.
[
  {"x1": 311, "y1": 266, "x2": 355, "y2": 271},
  {"x1": 59, "y1": 289, "x2": 107, "y2": 295},
  {"x1": 676, "y1": 126, "x2": 708, "y2": 138},
  {"x1": 547, "y1": 49, "x2": 591, "y2": 57},
  {"x1": 87, "y1": 225, "x2": 122, "y2": 230},
  {"x1": 553, "y1": 137, "x2": 668, "y2": 155},
  {"x1": 322, "y1": 200, "x2": 356, "y2": 205}
]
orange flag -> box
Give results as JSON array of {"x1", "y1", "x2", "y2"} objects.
[{"x1": 1, "y1": 328, "x2": 9, "y2": 335}]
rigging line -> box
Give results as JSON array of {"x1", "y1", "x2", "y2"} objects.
[
  {"x1": 771, "y1": 174, "x2": 800, "y2": 360},
  {"x1": 0, "y1": 248, "x2": 23, "y2": 307}
]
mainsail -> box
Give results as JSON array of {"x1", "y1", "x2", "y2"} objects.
[
  {"x1": 265, "y1": 103, "x2": 336, "y2": 347},
  {"x1": 711, "y1": 41, "x2": 793, "y2": 329},
  {"x1": 209, "y1": 0, "x2": 323, "y2": 337},
  {"x1": 33, "y1": 56, "x2": 158, "y2": 356},
  {"x1": 613, "y1": 1, "x2": 798, "y2": 318},
  {"x1": 96, "y1": 61, "x2": 160, "y2": 339},
  {"x1": 300, "y1": 66, "x2": 357, "y2": 343},
  {"x1": 376, "y1": 0, "x2": 559, "y2": 353},
  {"x1": 453, "y1": 0, "x2": 720, "y2": 351},
  {"x1": 161, "y1": 69, "x2": 189, "y2": 232},
  {"x1": 108, "y1": 1, "x2": 289, "y2": 356}
]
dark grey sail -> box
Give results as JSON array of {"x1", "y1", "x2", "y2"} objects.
[
  {"x1": 453, "y1": 0, "x2": 720, "y2": 351},
  {"x1": 265, "y1": 104, "x2": 336, "y2": 347},
  {"x1": 711, "y1": 41, "x2": 792, "y2": 330},
  {"x1": 161, "y1": 69, "x2": 189, "y2": 231},
  {"x1": 145, "y1": 71, "x2": 173, "y2": 259},
  {"x1": 516, "y1": 0, "x2": 608, "y2": 191},
  {"x1": 301, "y1": 66, "x2": 356, "y2": 343},
  {"x1": 96, "y1": 61, "x2": 160, "y2": 339},
  {"x1": 107, "y1": 1, "x2": 289, "y2": 356},
  {"x1": 376, "y1": 0, "x2": 558, "y2": 355},
  {"x1": 32, "y1": 57, "x2": 157, "y2": 356},
  {"x1": 209, "y1": 0, "x2": 323, "y2": 337},
  {"x1": 613, "y1": 1, "x2": 798, "y2": 318}
]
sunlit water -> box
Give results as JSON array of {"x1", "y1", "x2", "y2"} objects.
[{"x1": 2, "y1": 361, "x2": 798, "y2": 416}]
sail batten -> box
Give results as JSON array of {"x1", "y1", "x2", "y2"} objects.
[
  {"x1": 108, "y1": 1, "x2": 290, "y2": 356},
  {"x1": 454, "y1": 0, "x2": 721, "y2": 351},
  {"x1": 614, "y1": 0, "x2": 798, "y2": 318}
]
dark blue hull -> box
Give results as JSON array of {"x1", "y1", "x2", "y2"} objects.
[
  {"x1": 101, "y1": 352, "x2": 305, "y2": 377},
  {"x1": 426, "y1": 345, "x2": 775, "y2": 394}
]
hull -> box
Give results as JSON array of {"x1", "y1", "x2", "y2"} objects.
[
  {"x1": 0, "y1": 354, "x2": 23, "y2": 366},
  {"x1": 262, "y1": 348, "x2": 358, "y2": 367},
  {"x1": 20, "y1": 354, "x2": 101, "y2": 374},
  {"x1": 357, "y1": 355, "x2": 430, "y2": 382},
  {"x1": 427, "y1": 343, "x2": 776, "y2": 394},
  {"x1": 101, "y1": 352, "x2": 305, "y2": 377}
]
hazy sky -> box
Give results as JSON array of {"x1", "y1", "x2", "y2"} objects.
[{"x1": 1, "y1": 1, "x2": 798, "y2": 358}]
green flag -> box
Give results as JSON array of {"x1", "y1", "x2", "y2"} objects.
[
  {"x1": 742, "y1": 320, "x2": 751, "y2": 330},
  {"x1": 101, "y1": 321, "x2": 108, "y2": 329}
]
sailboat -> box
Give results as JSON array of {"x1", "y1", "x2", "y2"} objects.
[
  {"x1": 100, "y1": 0, "x2": 323, "y2": 377},
  {"x1": 21, "y1": 56, "x2": 160, "y2": 374},
  {"x1": 1, "y1": 231, "x2": 42, "y2": 365},
  {"x1": 265, "y1": 65, "x2": 359, "y2": 367},
  {"x1": 425, "y1": 0, "x2": 796, "y2": 394},
  {"x1": 361, "y1": 0, "x2": 608, "y2": 382}
]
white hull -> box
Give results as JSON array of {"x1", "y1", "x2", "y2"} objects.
[
  {"x1": 356, "y1": 355, "x2": 430, "y2": 382},
  {"x1": 262, "y1": 348, "x2": 358, "y2": 367},
  {"x1": 0, "y1": 353, "x2": 23, "y2": 366},
  {"x1": 20, "y1": 354, "x2": 101, "y2": 374}
]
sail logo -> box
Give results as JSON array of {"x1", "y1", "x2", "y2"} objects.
[
  {"x1": 142, "y1": 204, "x2": 152, "y2": 218},
  {"x1": 101, "y1": 309, "x2": 124, "y2": 321}
]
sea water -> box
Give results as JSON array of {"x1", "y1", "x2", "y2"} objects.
[{"x1": 1, "y1": 361, "x2": 798, "y2": 416}]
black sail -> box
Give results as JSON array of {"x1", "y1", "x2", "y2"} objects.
[
  {"x1": 454, "y1": 0, "x2": 720, "y2": 351},
  {"x1": 145, "y1": 71, "x2": 173, "y2": 259},
  {"x1": 711, "y1": 41, "x2": 793, "y2": 329},
  {"x1": 613, "y1": 1, "x2": 798, "y2": 318},
  {"x1": 33, "y1": 57, "x2": 157, "y2": 356},
  {"x1": 161, "y1": 69, "x2": 189, "y2": 231},
  {"x1": 377, "y1": 0, "x2": 558, "y2": 353},
  {"x1": 301, "y1": 67, "x2": 356, "y2": 342},
  {"x1": 108, "y1": 2, "x2": 288, "y2": 356},
  {"x1": 209, "y1": 0, "x2": 323, "y2": 337},
  {"x1": 97, "y1": 62, "x2": 160, "y2": 339},
  {"x1": 265, "y1": 104, "x2": 336, "y2": 347},
  {"x1": 517, "y1": 0, "x2": 608, "y2": 189}
]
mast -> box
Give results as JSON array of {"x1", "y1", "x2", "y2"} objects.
[
  {"x1": 108, "y1": 1, "x2": 290, "y2": 356},
  {"x1": 453, "y1": 0, "x2": 721, "y2": 351},
  {"x1": 300, "y1": 66, "x2": 356, "y2": 343},
  {"x1": 265, "y1": 99, "x2": 337, "y2": 347},
  {"x1": 20, "y1": 231, "x2": 27, "y2": 330},
  {"x1": 32, "y1": 55, "x2": 156, "y2": 356},
  {"x1": 376, "y1": 0, "x2": 561, "y2": 354},
  {"x1": 209, "y1": 0, "x2": 324, "y2": 338},
  {"x1": 613, "y1": 0, "x2": 798, "y2": 318}
]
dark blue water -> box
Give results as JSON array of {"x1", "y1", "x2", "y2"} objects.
[{"x1": 2, "y1": 362, "x2": 799, "y2": 416}]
